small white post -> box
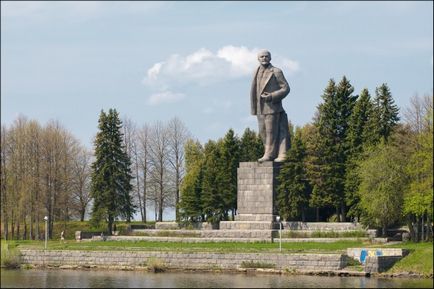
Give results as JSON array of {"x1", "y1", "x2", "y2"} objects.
[
  {"x1": 44, "y1": 216, "x2": 48, "y2": 250},
  {"x1": 276, "y1": 216, "x2": 282, "y2": 252}
]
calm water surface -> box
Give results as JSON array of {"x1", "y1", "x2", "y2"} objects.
[{"x1": 1, "y1": 269, "x2": 432, "y2": 288}]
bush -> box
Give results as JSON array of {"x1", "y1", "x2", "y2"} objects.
[
  {"x1": 1, "y1": 242, "x2": 21, "y2": 269},
  {"x1": 146, "y1": 257, "x2": 167, "y2": 273},
  {"x1": 240, "y1": 260, "x2": 275, "y2": 269}
]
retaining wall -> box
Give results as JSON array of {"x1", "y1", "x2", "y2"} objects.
[
  {"x1": 20, "y1": 250, "x2": 347, "y2": 271},
  {"x1": 284, "y1": 222, "x2": 363, "y2": 231},
  {"x1": 364, "y1": 256, "x2": 403, "y2": 273}
]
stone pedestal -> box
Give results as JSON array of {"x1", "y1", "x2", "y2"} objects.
[
  {"x1": 236, "y1": 161, "x2": 281, "y2": 221},
  {"x1": 220, "y1": 161, "x2": 281, "y2": 233}
]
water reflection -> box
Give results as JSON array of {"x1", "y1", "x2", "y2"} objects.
[{"x1": 1, "y1": 269, "x2": 432, "y2": 288}]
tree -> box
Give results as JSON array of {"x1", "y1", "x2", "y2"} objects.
[
  {"x1": 71, "y1": 146, "x2": 92, "y2": 221},
  {"x1": 122, "y1": 117, "x2": 142, "y2": 222},
  {"x1": 137, "y1": 124, "x2": 151, "y2": 222},
  {"x1": 220, "y1": 129, "x2": 240, "y2": 219},
  {"x1": 201, "y1": 140, "x2": 226, "y2": 223},
  {"x1": 239, "y1": 128, "x2": 263, "y2": 162},
  {"x1": 345, "y1": 88, "x2": 374, "y2": 219},
  {"x1": 90, "y1": 109, "x2": 135, "y2": 234},
  {"x1": 357, "y1": 141, "x2": 408, "y2": 236},
  {"x1": 178, "y1": 139, "x2": 204, "y2": 223},
  {"x1": 277, "y1": 129, "x2": 311, "y2": 221},
  {"x1": 365, "y1": 83, "x2": 400, "y2": 144},
  {"x1": 309, "y1": 77, "x2": 357, "y2": 221},
  {"x1": 148, "y1": 121, "x2": 172, "y2": 222},
  {"x1": 403, "y1": 94, "x2": 433, "y2": 241},
  {"x1": 167, "y1": 117, "x2": 191, "y2": 222}
]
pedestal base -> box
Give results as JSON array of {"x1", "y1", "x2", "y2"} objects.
[{"x1": 236, "y1": 161, "x2": 281, "y2": 216}]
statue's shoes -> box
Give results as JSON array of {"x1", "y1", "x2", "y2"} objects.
[
  {"x1": 258, "y1": 156, "x2": 273, "y2": 162},
  {"x1": 274, "y1": 156, "x2": 286, "y2": 162}
]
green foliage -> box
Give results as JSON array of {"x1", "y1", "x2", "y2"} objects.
[
  {"x1": 365, "y1": 83, "x2": 400, "y2": 145},
  {"x1": 180, "y1": 129, "x2": 241, "y2": 224},
  {"x1": 282, "y1": 230, "x2": 367, "y2": 238},
  {"x1": 220, "y1": 129, "x2": 240, "y2": 218},
  {"x1": 240, "y1": 260, "x2": 275, "y2": 269},
  {"x1": 178, "y1": 139, "x2": 205, "y2": 222},
  {"x1": 357, "y1": 141, "x2": 409, "y2": 235},
  {"x1": 201, "y1": 140, "x2": 226, "y2": 223},
  {"x1": 404, "y1": 114, "x2": 433, "y2": 218},
  {"x1": 146, "y1": 257, "x2": 167, "y2": 272},
  {"x1": 309, "y1": 77, "x2": 357, "y2": 218},
  {"x1": 1, "y1": 242, "x2": 21, "y2": 269},
  {"x1": 90, "y1": 109, "x2": 136, "y2": 234},
  {"x1": 239, "y1": 127, "x2": 263, "y2": 162},
  {"x1": 345, "y1": 88, "x2": 375, "y2": 219},
  {"x1": 277, "y1": 129, "x2": 311, "y2": 221}
]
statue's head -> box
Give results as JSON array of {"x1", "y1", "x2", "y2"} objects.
[{"x1": 257, "y1": 50, "x2": 271, "y2": 66}]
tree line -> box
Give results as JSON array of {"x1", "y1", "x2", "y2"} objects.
[
  {"x1": 1, "y1": 76, "x2": 431, "y2": 241},
  {"x1": 179, "y1": 76, "x2": 433, "y2": 241},
  {"x1": 0, "y1": 111, "x2": 191, "y2": 239},
  {"x1": 1, "y1": 118, "x2": 92, "y2": 240}
]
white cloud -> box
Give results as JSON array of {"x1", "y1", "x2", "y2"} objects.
[
  {"x1": 143, "y1": 45, "x2": 300, "y2": 90},
  {"x1": 148, "y1": 91, "x2": 185, "y2": 106},
  {"x1": 143, "y1": 46, "x2": 299, "y2": 105}
]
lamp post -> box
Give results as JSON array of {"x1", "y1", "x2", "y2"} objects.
[
  {"x1": 276, "y1": 216, "x2": 282, "y2": 252},
  {"x1": 44, "y1": 216, "x2": 48, "y2": 250}
]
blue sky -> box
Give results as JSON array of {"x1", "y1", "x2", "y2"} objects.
[{"x1": 2, "y1": 1, "x2": 433, "y2": 149}]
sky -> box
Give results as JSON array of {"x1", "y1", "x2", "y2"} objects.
[{"x1": 2, "y1": 1, "x2": 433, "y2": 149}]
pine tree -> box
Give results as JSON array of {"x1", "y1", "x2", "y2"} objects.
[
  {"x1": 365, "y1": 83, "x2": 400, "y2": 145},
  {"x1": 220, "y1": 129, "x2": 240, "y2": 219},
  {"x1": 201, "y1": 140, "x2": 226, "y2": 224},
  {"x1": 239, "y1": 128, "x2": 263, "y2": 162},
  {"x1": 345, "y1": 88, "x2": 374, "y2": 219},
  {"x1": 277, "y1": 129, "x2": 311, "y2": 221},
  {"x1": 309, "y1": 76, "x2": 357, "y2": 221},
  {"x1": 90, "y1": 109, "x2": 136, "y2": 234}
]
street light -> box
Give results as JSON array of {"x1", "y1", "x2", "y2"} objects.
[
  {"x1": 276, "y1": 216, "x2": 282, "y2": 252},
  {"x1": 44, "y1": 216, "x2": 48, "y2": 250}
]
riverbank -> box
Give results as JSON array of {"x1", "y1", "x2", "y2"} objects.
[
  {"x1": 2, "y1": 240, "x2": 432, "y2": 278},
  {"x1": 6, "y1": 262, "x2": 430, "y2": 280}
]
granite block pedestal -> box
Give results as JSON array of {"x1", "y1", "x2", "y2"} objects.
[{"x1": 220, "y1": 161, "x2": 282, "y2": 237}]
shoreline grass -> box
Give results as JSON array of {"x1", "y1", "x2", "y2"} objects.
[
  {"x1": 3, "y1": 239, "x2": 366, "y2": 254},
  {"x1": 2, "y1": 239, "x2": 431, "y2": 276},
  {"x1": 376, "y1": 241, "x2": 433, "y2": 277}
]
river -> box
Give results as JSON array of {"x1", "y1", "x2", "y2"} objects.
[{"x1": 1, "y1": 269, "x2": 432, "y2": 288}]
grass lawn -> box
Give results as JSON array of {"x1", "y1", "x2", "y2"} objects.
[
  {"x1": 3, "y1": 239, "x2": 367, "y2": 254},
  {"x1": 377, "y1": 241, "x2": 433, "y2": 276}
]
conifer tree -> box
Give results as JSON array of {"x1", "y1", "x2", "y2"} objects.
[
  {"x1": 365, "y1": 83, "x2": 400, "y2": 144},
  {"x1": 345, "y1": 88, "x2": 374, "y2": 219},
  {"x1": 309, "y1": 76, "x2": 357, "y2": 221},
  {"x1": 201, "y1": 140, "x2": 226, "y2": 223},
  {"x1": 90, "y1": 109, "x2": 136, "y2": 234},
  {"x1": 277, "y1": 129, "x2": 311, "y2": 221},
  {"x1": 220, "y1": 129, "x2": 240, "y2": 219},
  {"x1": 239, "y1": 128, "x2": 263, "y2": 162}
]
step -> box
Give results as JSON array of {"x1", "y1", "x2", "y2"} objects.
[
  {"x1": 220, "y1": 221, "x2": 279, "y2": 230},
  {"x1": 200, "y1": 229, "x2": 274, "y2": 239}
]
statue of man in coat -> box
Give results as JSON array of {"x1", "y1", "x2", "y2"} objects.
[{"x1": 250, "y1": 49, "x2": 290, "y2": 162}]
